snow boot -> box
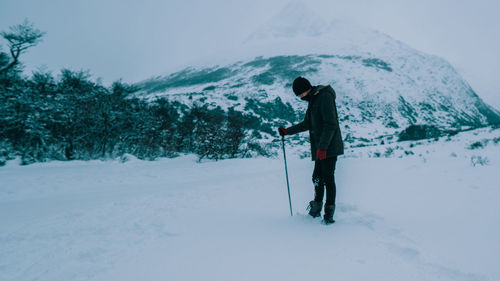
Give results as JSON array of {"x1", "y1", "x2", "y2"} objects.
[
  {"x1": 322, "y1": 204, "x2": 335, "y2": 225},
  {"x1": 307, "y1": 200, "x2": 323, "y2": 218}
]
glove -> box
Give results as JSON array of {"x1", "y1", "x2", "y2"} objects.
[
  {"x1": 278, "y1": 126, "x2": 288, "y2": 136},
  {"x1": 316, "y1": 149, "x2": 327, "y2": 160}
]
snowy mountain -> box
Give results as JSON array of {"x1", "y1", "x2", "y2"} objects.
[{"x1": 135, "y1": 1, "x2": 500, "y2": 146}]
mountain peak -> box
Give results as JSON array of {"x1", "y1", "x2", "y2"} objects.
[
  {"x1": 248, "y1": 0, "x2": 329, "y2": 40},
  {"x1": 240, "y1": 1, "x2": 408, "y2": 60}
]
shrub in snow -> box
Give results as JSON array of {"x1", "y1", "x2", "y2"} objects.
[
  {"x1": 468, "y1": 140, "x2": 487, "y2": 150},
  {"x1": 398, "y1": 124, "x2": 441, "y2": 141},
  {"x1": 0, "y1": 69, "x2": 271, "y2": 164},
  {"x1": 404, "y1": 150, "x2": 414, "y2": 156},
  {"x1": 384, "y1": 147, "x2": 394, "y2": 157},
  {"x1": 470, "y1": 156, "x2": 490, "y2": 167},
  {"x1": 0, "y1": 140, "x2": 16, "y2": 166}
]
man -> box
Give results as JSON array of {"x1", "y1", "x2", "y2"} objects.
[{"x1": 278, "y1": 77, "x2": 343, "y2": 224}]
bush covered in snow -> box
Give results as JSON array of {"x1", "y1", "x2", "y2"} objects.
[
  {"x1": 398, "y1": 124, "x2": 442, "y2": 141},
  {"x1": 0, "y1": 69, "x2": 272, "y2": 164},
  {"x1": 470, "y1": 155, "x2": 490, "y2": 167}
]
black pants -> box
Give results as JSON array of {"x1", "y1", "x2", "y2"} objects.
[{"x1": 312, "y1": 156, "x2": 337, "y2": 206}]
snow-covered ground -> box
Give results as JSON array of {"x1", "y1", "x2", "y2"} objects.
[{"x1": 1, "y1": 128, "x2": 499, "y2": 281}]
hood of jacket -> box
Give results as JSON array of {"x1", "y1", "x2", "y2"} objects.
[{"x1": 302, "y1": 85, "x2": 335, "y2": 102}]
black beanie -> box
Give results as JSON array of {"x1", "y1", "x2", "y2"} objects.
[{"x1": 292, "y1": 77, "x2": 312, "y2": 96}]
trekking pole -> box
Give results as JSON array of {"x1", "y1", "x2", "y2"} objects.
[{"x1": 281, "y1": 135, "x2": 293, "y2": 216}]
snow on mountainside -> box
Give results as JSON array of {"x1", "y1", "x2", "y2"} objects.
[{"x1": 135, "y1": 1, "x2": 500, "y2": 146}]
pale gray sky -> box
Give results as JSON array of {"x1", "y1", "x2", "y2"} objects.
[{"x1": 1, "y1": 0, "x2": 499, "y2": 108}]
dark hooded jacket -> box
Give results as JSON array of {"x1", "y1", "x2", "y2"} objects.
[{"x1": 287, "y1": 85, "x2": 344, "y2": 160}]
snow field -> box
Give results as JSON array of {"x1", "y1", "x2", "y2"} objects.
[{"x1": 1, "y1": 133, "x2": 499, "y2": 281}]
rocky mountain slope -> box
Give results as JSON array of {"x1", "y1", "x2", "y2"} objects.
[{"x1": 135, "y1": 1, "x2": 500, "y2": 148}]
